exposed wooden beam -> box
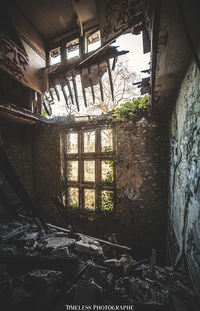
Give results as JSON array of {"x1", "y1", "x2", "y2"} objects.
[{"x1": 107, "y1": 59, "x2": 114, "y2": 100}]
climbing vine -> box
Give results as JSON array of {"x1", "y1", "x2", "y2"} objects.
[{"x1": 114, "y1": 95, "x2": 150, "y2": 120}]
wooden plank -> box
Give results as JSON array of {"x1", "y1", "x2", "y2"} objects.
[
  {"x1": 66, "y1": 77, "x2": 75, "y2": 106},
  {"x1": 98, "y1": 63, "x2": 104, "y2": 102},
  {"x1": 80, "y1": 70, "x2": 87, "y2": 107},
  {"x1": 61, "y1": 84, "x2": 69, "y2": 108},
  {"x1": 46, "y1": 223, "x2": 131, "y2": 252},
  {"x1": 88, "y1": 67, "x2": 95, "y2": 104},
  {"x1": 107, "y1": 59, "x2": 114, "y2": 100},
  {"x1": 71, "y1": 71, "x2": 80, "y2": 111},
  {"x1": 54, "y1": 85, "x2": 60, "y2": 101}
]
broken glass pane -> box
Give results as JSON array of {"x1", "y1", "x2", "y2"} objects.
[
  {"x1": 68, "y1": 188, "x2": 79, "y2": 208},
  {"x1": 101, "y1": 190, "x2": 114, "y2": 211},
  {"x1": 101, "y1": 160, "x2": 113, "y2": 184},
  {"x1": 101, "y1": 128, "x2": 113, "y2": 152},
  {"x1": 84, "y1": 161, "x2": 95, "y2": 182},
  {"x1": 84, "y1": 131, "x2": 95, "y2": 153},
  {"x1": 67, "y1": 132, "x2": 78, "y2": 153},
  {"x1": 66, "y1": 38, "x2": 79, "y2": 59},
  {"x1": 85, "y1": 189, "x2": 95, "y2": 210},
  {"x1": 50, "y1": 47, "x2": 61, "y2": 65},
  {"x1": 67, "y1": 161, "x2": 78, "y2": 181}
]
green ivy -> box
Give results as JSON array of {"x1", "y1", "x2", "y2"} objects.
[{"x1": 114, "y1": 95, "x2": 150, "y2": 120}]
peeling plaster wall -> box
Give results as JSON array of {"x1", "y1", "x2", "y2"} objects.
[{"x1": 169, "y1": 53, "x2": 200, "y2": 299}]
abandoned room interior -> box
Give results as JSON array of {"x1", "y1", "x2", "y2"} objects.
[{"x1": 0, "y1": 0, "x2": 200, "y2": 310}]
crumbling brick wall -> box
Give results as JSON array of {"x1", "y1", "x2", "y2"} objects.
[
  {"x1": 33, "y1": 116, "x2": 168, "y2": 262},
  {"x1": 115, "y1": 118, "x2": 168, "y2": 261}
]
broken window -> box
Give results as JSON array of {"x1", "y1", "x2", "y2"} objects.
[
  {"x1": 66, "y1": 38, "x2": 79, "y2": 59},
  {"x1": 65, "y1": 125, "x2": 115, "y2": 211},
  {"x1": 49, "y1": 47, "x2": 61, "y2": 65},
  {"x1": 87, "y1": 30, "x2": 101, "y2": 53}
]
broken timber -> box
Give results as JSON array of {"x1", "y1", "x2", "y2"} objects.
[{"x1": 46, "y1": 223, "x2": 131, "y2": 253}]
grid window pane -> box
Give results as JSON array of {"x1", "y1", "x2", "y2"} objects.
[
  {"x1": 67, "y1": 161, "x2": 78, "y2": 181},
  {"x1": 85, "y1": 189, "x2": 95, "y2": 210},
  {"x1": 68, "y1": 188, "x2": 79, "y2": 207},
  {"x1": 67, "y1": 133, "x2": 78, "y2": 153},
  {"x1": 84, "y1": 131, "x2": 95, "y2": 153},
  {"x1": 101, "y1": 190, "x2": 114, "y2": 211},
  {"x1": 84, "y1": 160, "x2": 95, "y2": 182},
  {"x1": 101, "y1": 160, "x2": 113, "y2": 183},
  {"x1": 101, "y1": 129, "x2": 113, "y2": 152}
]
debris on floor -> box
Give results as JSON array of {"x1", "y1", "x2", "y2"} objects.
[{"x1": 0, "y1": 213, "x2": 198, "y2": 311}]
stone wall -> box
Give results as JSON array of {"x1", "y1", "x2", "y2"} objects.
[
  {"x1": 169, "y1": 52, "x2": 200, "y2": 300},
  {"x1": 33, "y1": 117, "x2": 169, "y2": 261}
]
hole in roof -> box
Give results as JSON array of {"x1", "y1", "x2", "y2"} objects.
[{"x1": 47, "y1": 33, "x2": 150, "y2": 119}]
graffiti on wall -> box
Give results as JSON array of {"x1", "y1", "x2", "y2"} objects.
[
  {"x1": 96, "y1": 0, "x2": 130, "y2": 43},
  {"x1": 0, "y1": 33, "x2": 28, "y2": 83}
]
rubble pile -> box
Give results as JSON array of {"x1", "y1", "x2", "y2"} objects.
[{"x1": 0, "y1": 214, "x2": 197, "y2": 311}]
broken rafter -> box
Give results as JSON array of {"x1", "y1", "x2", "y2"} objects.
[
  {"x1": 54, "y1": 85, "x2": 60, "y2": 101},
  {"x1": 71, "y1": 71, "x2": 80, "y2": 112},
  {"x1": 61, "y1": 84, "x2": 69, "y2": 108},
  {"x1": 107, "y1": 59, "x2": 114, "y2": 101},
  {"x1": 66, "y1": 77, "x2": 75, "y2": 106},
  {"x1": 49, "y1": 46, "x2": 129, "y2": 82},
  {"x1": 88, "y1": 67, "x2": 95, "y2": 104},
  {"x1": 98, "y1": 63, "x2": 104, "y2": 102},
  {"x1": 80, "y1": 70, "x2": 87, "y2": 107}
]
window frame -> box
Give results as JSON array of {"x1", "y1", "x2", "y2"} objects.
[{"x1": 65, "y1": 125, "x2": 115, "y2": 211}]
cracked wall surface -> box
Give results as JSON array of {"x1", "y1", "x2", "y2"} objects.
[{"x1": 169, "y1": 51, "x2": 200, "y2": 300}]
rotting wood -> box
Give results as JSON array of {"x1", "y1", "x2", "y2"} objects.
[
  {"x1": 61, "y1": 84, "x2": 69, "y2": 108},
  {"x1": 46, "y1": 223, "x2": 131, "y2": 252},
  {"x1": 66, "y1": 77, "x2": 75, "y2": 106},
  {"x1": 49, "y1": 88, "x2": 54, "y2": 101},
  {"x1": 112, "y1": 56, "x2": 117, "y2": 71},
  {"x1": 71, "y1": 71, "x2": 80, "y2": 111},
  {"x1": 80, "y1": 70, "x2": 87, "y2": 107},
  {"x1": 54, "y1": 85, "x2": 60, "y2": 101},
  {"x1": 98, "y1": 63, "x2": 104, "y2": 102},
  {"x1": 107, "y1": 59, "x2": 114, "y2": 100},
  {"x1": 88, "y1": 67, "x2": 95, "y2": 104}
]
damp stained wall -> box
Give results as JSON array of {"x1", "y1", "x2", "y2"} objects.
[
  {"x1": 33, "y1": 117, "x2": 168, "y2": 260},
  {"x1": 169, "y1": 50, "x2": 200, "y2": 300}
]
